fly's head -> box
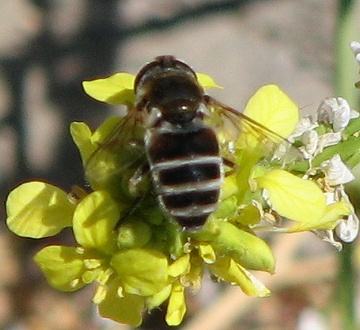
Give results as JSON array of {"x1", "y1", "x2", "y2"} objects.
[{"x1": 134, "y1": 56, "x2": 204, "y2": 126}]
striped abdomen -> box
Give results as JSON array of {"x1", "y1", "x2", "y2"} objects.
[{"x1": 145, "y1": 124, "x2": 223, "y2": 229}]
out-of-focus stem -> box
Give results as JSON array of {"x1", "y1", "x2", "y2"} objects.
[{"x1": 335, "y1": 1, "x2": 359, "y2": 329}]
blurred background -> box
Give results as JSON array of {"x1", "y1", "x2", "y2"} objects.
[{"x1": 0, "y1": 0, "x2": 360, "y2": 329}]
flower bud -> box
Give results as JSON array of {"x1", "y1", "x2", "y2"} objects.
[
  {"x1": 117, "y1": 218, "x2": 152, "y2": 249},
  {"x1": 211, "y1": 221, "x2": 275, "y2": 273}
]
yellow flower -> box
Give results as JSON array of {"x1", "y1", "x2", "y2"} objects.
[
  {"x1": 232, "y1": 85, "x2": 352, "y2": 235},
  {"x1": 5, "y1": 69, "x2": 358, "y2": 327}
]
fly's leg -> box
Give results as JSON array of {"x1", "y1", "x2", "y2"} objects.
[
  {"x1": 223, "y1": 158, "x2": 238, "y2": 176},
  {"x1": 129, "y1": 163, "x2": 150, "y2": 196},
  {"x1": 114, "y1": 196, "x2": 146, "y2": 230}
]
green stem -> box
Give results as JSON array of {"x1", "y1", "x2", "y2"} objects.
[
  {"x1": 335, "y1": 1, "x2": 359, "y2": 329},
  {"x1": 337, "y1": 244, "x2": 357, "y2": 330}
]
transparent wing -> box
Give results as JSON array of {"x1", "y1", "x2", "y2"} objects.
[
  {"x1": 204, "y1": 95, "x2": 292, "y2": 159},
  {"x1": 85, "y1": 108, "x2": 147, "y2": 199}
]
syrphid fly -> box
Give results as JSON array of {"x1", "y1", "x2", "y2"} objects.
[{"x1": 85, "y1": 56, "x2": 291, "y2": 230}]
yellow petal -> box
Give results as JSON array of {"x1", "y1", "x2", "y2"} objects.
[
  {"x1": 93, "y1": 284, "x2": 107, "y2": 304},
  {"x1": 168, "y1": 254, "x2": 190, "y2": 277},
  {"x1": 146, "y1": 285, "x2": 172, "y2": 310},
  {"x1": 111, "y1": 249, "x2": 169, "y2": 296},
  {"x1": 181, "y1": 254, "x2": 203, "y2": 290},
  {"x1": 82, "y1": 73, "x2": 135, "y2": 105},
  {"x1": 71, "y1": 118, "x2": 123, "y2": 167},
  {"x1": 73, "y1": 191, "x2": 121, "y2": 254},
  {"x1": 256, "y1": 169, "x2": 326, "y2": 223},
  {"x1": 236, "y1": 204, "x2": 261, "y2": 226},
  {"x1": 98, "y1": 279, "x2": 145, "y2": 327},
  {"x1": 34, "y1": 245, "x2": 89, "y2": 292},
  {"x1": 287, "y1": 199, "x2": 352, "y2": 232},
  {"x1": 209, "y1": 257, "x2": 270, "y2": 297},
  {"x1": 70, "y1": 122, "x2": 97, "y2": 165},
  {"x1": 165, "y1": 281, "x2": 187, "y2": 326},
  {"x1": 196, "y1": 73, "x2": 222, "y2": 89},
  {"x1": 198, "y1": 242, "x2": 216, "y2": 264},
  {"x1": 243, "y1": 84, "x2": 299, "y2": 139},
  {"x1": 6, "y1": 182, "x2": 74, "y2": 238}
]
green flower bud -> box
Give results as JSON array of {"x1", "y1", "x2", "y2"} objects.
[
  {"x1": 211, "y1": 221, "x2": 275, "y2": 273},
  {"x1": 117, "y1": 218, "x2": 152, "y2": 249}
]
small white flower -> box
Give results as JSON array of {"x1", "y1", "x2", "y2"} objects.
[
  {"x1": 312, "y1": 229, "x2": 343, "y2": 250},
  {"x1": 324, "y1": 191, "x2": 337, "y2": 204},
  {"x1": 272, "y1": 141, "x2": 288, "y2": 160},
  {"x1": 316, "y1": 132, "x2": 342, "y2": 154},
  {"x1": 350, "y1": 41, "x2": 360, "y2": 63},
  {"x1": 299, "y1": 130, "x2": 318, "y2": 159},
  {"x1": 272, "y1": 140, "x2": 300, "y2": 162},
  {"x1": 323, "y1": 189, "x2": 358, "y2": 243},
  {"x1": 336, "y1": 214, "x2": 359, "y2": 243},
  {"x1": 288, "y1": 117, "x2": 318, "y2": 141},
  {"x1": 318, "y1": 97, "x2": 353, "y2": 132},
  {"x1": 272, "y1": 117, "x2": 317, "y2": 161},
  {"x1": 320, "y1": 154, "x2": 355, "y2": 186},
  {"x1": 335, "y1": 189, "x2": 359, "y2": 243}
]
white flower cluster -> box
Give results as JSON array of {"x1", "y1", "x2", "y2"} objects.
[
  {"x1": 292, "y1": 97, "x2": 359, "y2": 162},
  {"x1": 272, "y1": 89, "x2": 360, "y2": 249}
]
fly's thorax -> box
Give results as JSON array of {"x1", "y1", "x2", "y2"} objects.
[
  {"x1": 137, "y1": 76, "x2": 204, "y2": 126},
  {"x1": 142, "y1": 102, "x2": 210, "y2": 129}
]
